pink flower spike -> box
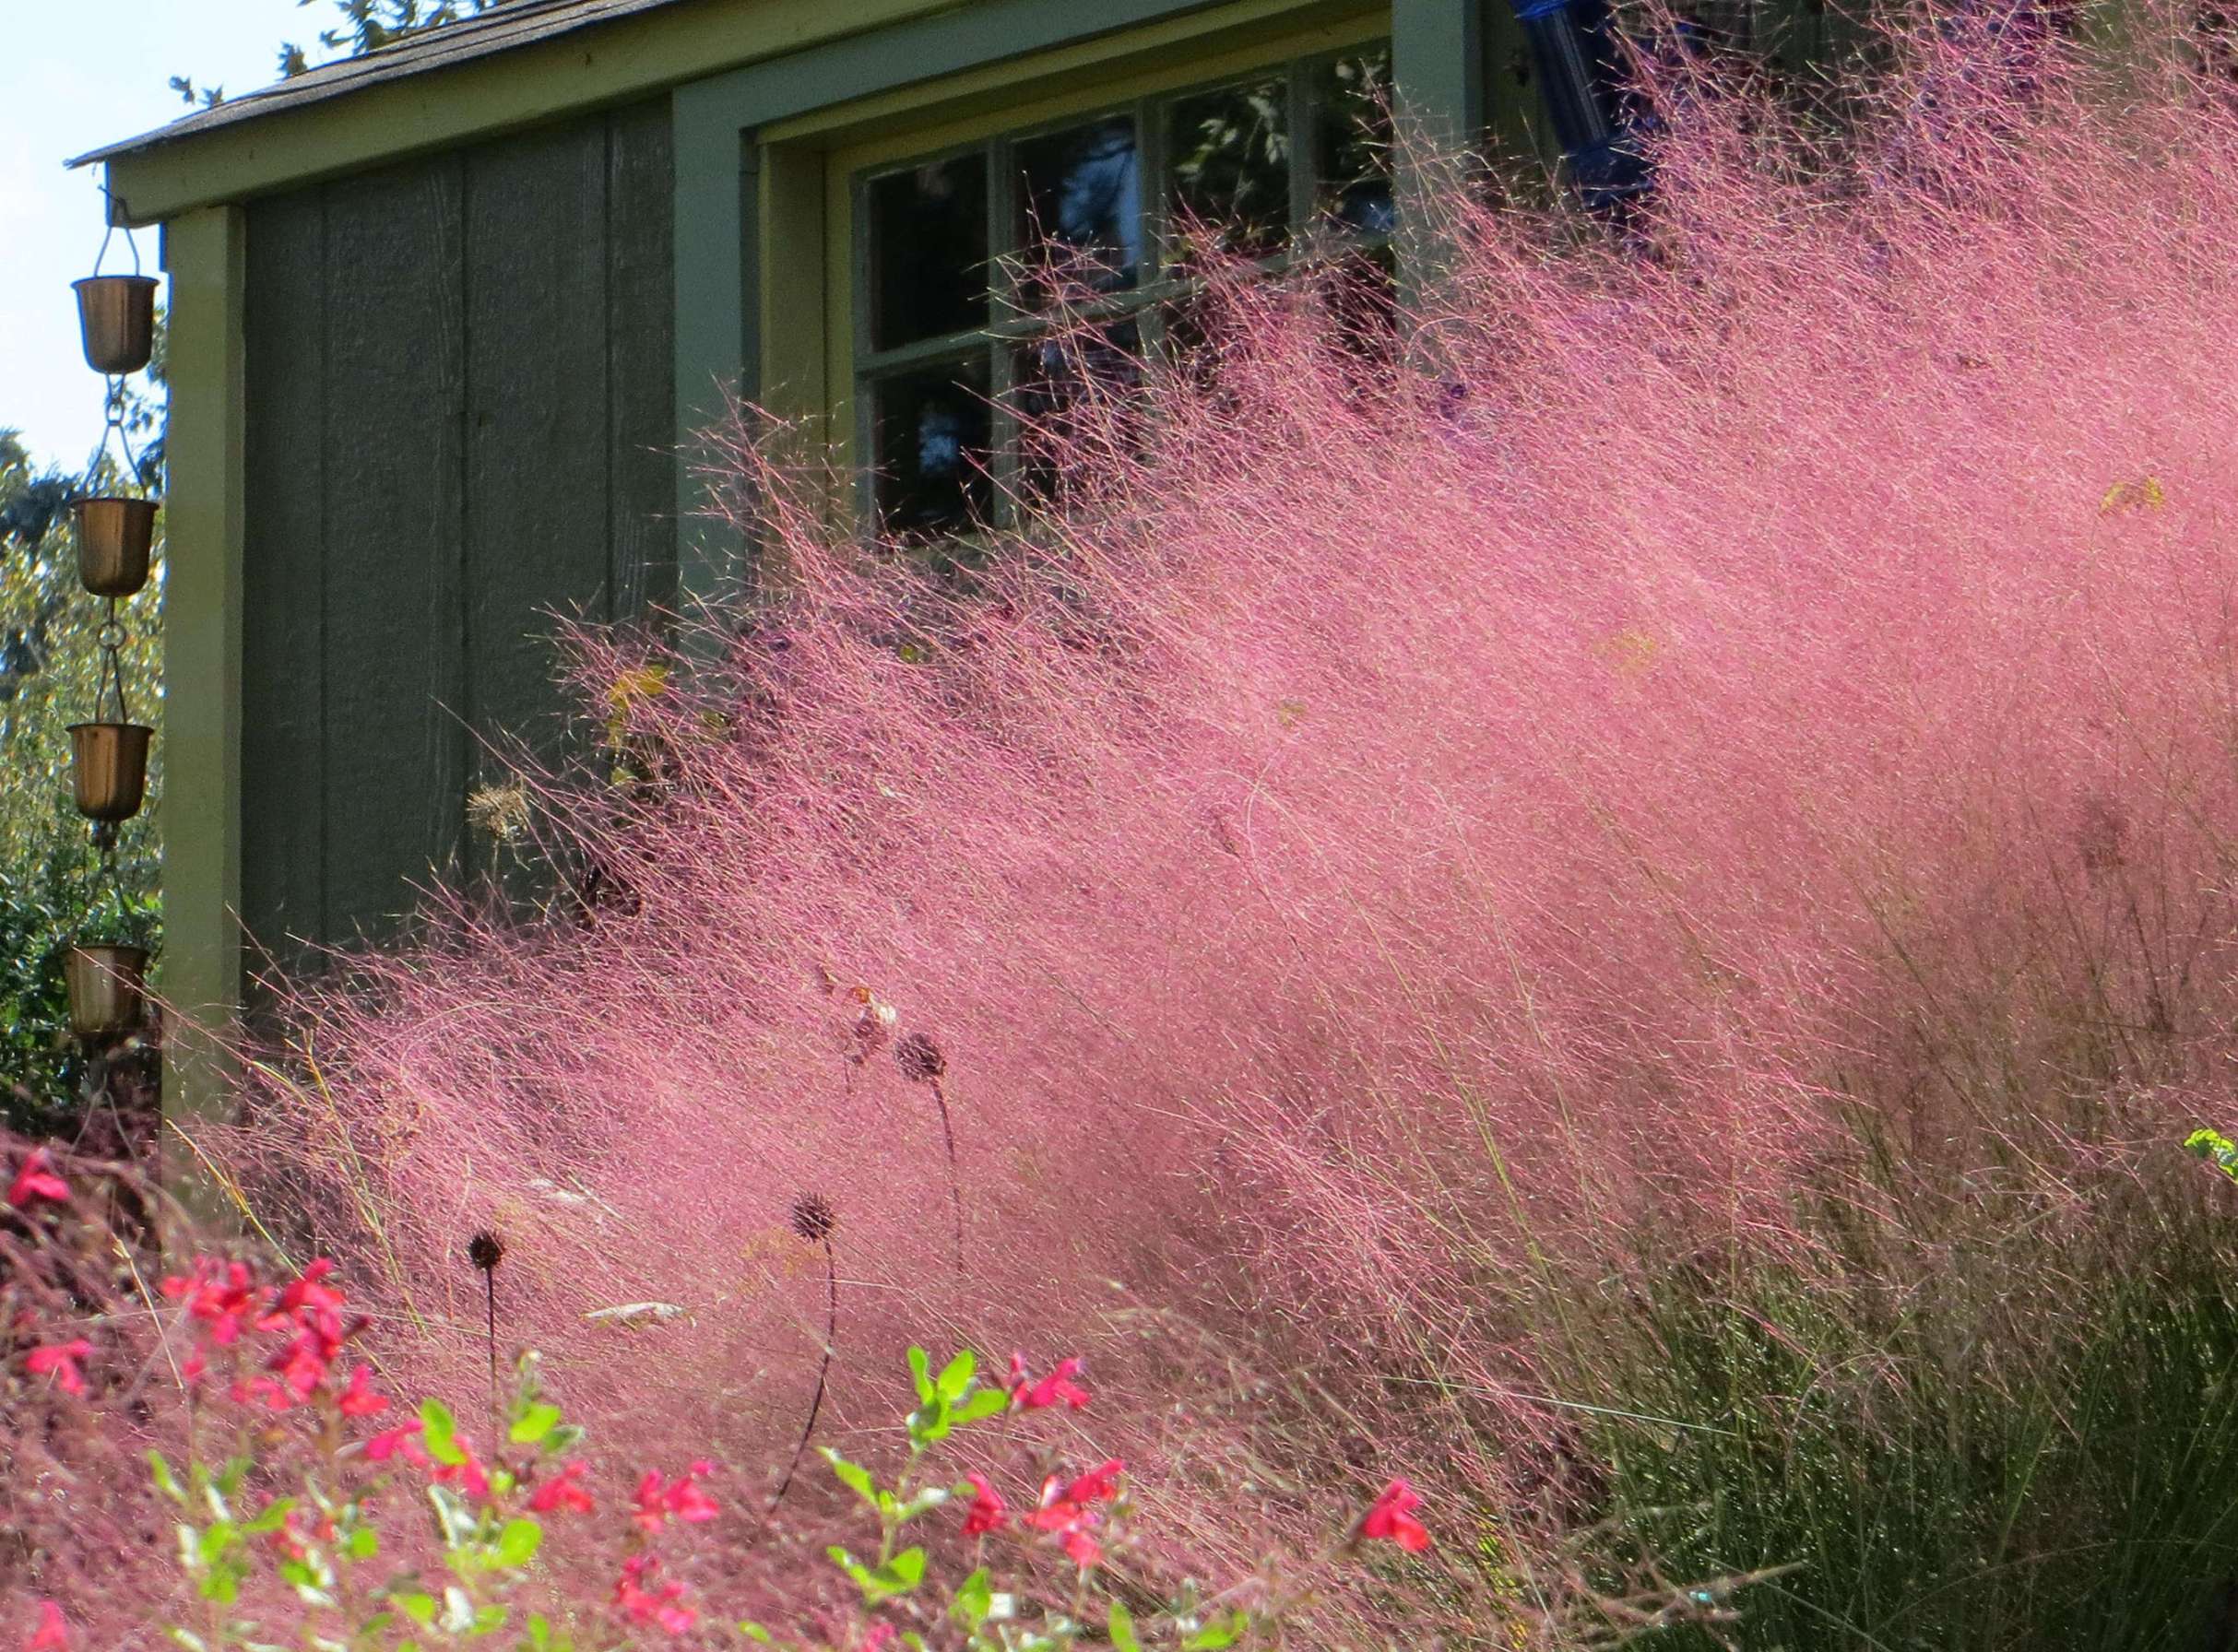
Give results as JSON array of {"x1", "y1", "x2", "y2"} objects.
[
  {"x1": 962, "y1": 1471, "x2": 1009, "y2": 1535},
  {"x1": 1357, "y1": 1479, "x2": 1431, "y2": 1553},
  {"x1": 7, "y1": 1150, "x2": 69, "y2": 1210},
  {"x1": 26, "y1": 1599, "x2": 67, "y2": 1650},
  {"x1": 337, "y1": 1364, "x2": 390, "y2": 1418},
  {"x1": 26, "y1": 1339, "x2": 93, "y2": 1398}
]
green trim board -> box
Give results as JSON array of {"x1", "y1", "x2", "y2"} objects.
[
  {"x1": 96, "y1": 0, "x2": 977, "y2": 226},
  {"x1": 160, "y1": 204, "x2": 248, "y2": 1135}
]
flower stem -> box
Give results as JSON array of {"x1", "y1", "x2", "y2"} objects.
[{"x1": 768, "y1": 1233, "x2": 838, "y2": 1512}]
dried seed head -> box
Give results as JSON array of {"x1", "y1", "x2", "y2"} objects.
[
  {"x1": 468, "y1": 1230, "x2": 506, "y2": 1272},
  {"x1": 894, "y1": 1031, "x2": 946, "y2": 1083},
  {"x1": 790, "y1": 1193, "x2": 837, "y2": 1245}
]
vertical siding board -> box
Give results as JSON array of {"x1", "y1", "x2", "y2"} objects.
[
  {"x1": 241, "y1": 188, "x2": 327, "y2": 981},
  {"x1": 317, "y1": 156, "x2": 468, "y2": 946},
  {"x1": 462, "y1": 122, "x2": 611, "y2": 892},
  {"x1": 607, "y1": 99, "x2": 679, "y2": 624}
]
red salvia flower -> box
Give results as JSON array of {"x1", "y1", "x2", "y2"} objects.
[
  {"x1": 160, "y1": 1257, "x2": 266, "y2": 1346},
  {"x1": 1063, "y1": 1458, "x2": 1125, "y2": 1504},
  {"x1": 633, "y1": 1462, "x2": 719, "y2": 1532},
  {"x1": 337, "y1": 1364, "x2": 390, "y2": 1417},
  {"x1": 1356, "y1": 1479, "x2": 1431, "y2": 1552},
  {"x1": 25, "y1": 1339, "x2": 93, "y2": 1398},
  {"x1": 961, "y1": 1471, "x2": 1009, "y2": 1534},
  {"x1": 1027, "y1": 1463, "x2": 1117, "y2": 1569},
  {"x1": 25, "y1": 1599, "x2": 68, "y2": 1651},
  {"x1": 6, "y1": 1150, "x2": 68, "y2": 1210},
  {"x1": 527, "y1": 1459, "x2": 595, "y2": 1515},
  {"x1": 261, "y1": 1258, "x2": 350, "y2": 1340},
  {"x1": 1010, "y1": 1354, "x2": 1091, "y2": 1410},
  {"x1": 858, "y1": 1622, "x2": 897, "y2": 1652},
  {"x1": 612, "y1": 1554, "x2": 695, "y2": 1634},
  {"x1": 363, "y1": 1420, "x2": 430, "y2": 1467},
  {"x1": 433, "y1": 1437, "x2": 492, "y2": 1501}
]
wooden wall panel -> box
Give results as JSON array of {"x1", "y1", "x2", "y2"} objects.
[
  {"x1": 608, "y1": 98, "x2": 679, "y2": 624},
  {"x1": 316, "y1": 154, "x2": 469, "y2": 948},
  {"x1": 463, "y1": 119, "x2": 611, "y2": 891},
  {"x1": 240, "y1": 100, "x2": 673, "y2": 965},
  {"x1": 240, "y1": 186, "x2": 327, "y2": 981}
]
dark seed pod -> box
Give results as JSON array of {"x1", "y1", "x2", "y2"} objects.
[
  {"x1": 790, "y1": 1193, "x2": 837, "y2": 1245},
  {"x1": 468, "y1": 1230, "x2": 505, "y2": 1272},
  {"x1": 894, "y1": 1031, "x2": 946, "y2": 1083}
]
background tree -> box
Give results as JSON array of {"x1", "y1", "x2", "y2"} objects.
[
  {"x1": 172, "y1": 0, "x2": 512, "y2": 106},
  {"x1": 0, "y1": 361, "x2": 163, "y2": 1142}
]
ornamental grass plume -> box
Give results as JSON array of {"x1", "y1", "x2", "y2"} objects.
[{"x1": 206, "y1": 6, "x2": 2238, "y2": 1641}]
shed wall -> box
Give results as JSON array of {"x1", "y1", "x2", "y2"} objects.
[{"x1": 240, "y1": 97, "x2": 675, "y2": 975}]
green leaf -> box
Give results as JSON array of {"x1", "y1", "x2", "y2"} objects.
[
  {"x1": 953, "y1": 1569, "x2": 993, "y2": 1631},
  {"x1": 420, "y1": 1398, "x2": 466, "y2": 1467},
  {"x1": 396, "y1": 1592, "x2": 439, "y2": 1627},
  {"x1": 148, "y1": 1450, "x2": 186, "y2": 1505},
  {"x1": 882, "y1": 1548, "x2": 928, "y2": 1592},
  {"x1": 821, "y1": 1447, "x2": 880, "y2": 1506},
  {"x1": 1182, "y1": 1611, "x2": 1250, "y2": 1650},
  {"x1": 935, "y1": 1350, "x2": 977, "y2": 1402},
  {"x1": 737, "y1": 1623, "x2": 773, "y2": 1644},
  {"x1": 953, "y1": 1388, "x2": 1011, "y2": 1426},
  {"x1": 509, "y1": 1402, "x2": 563, "y2": 1446},
  {"x1": 342, "y1": 1527, "x2": 380, "y2": 1562},
  {"x1": 491, "y1": 1518, "x2": 542, "y2": 1568},
  {"x1": 167, "y1": 1630, "x2": 209, "y2": 1651},
  {"x1": 543, "y1": 1423, "x2": 586, "y2": 1457},
  {"x1": 1108, "y1": 1602, "x2": 1143, "y2": 1652},
  {"x1": 829, "y1": 1545, "x2": 929, "y2": 1603},
  {"x1": 907, "y1": 1346, "x2": 935, "y2": 1404},
  {"x1": 242, "y1": 1498, "x2": 296, "y2": 1536}
]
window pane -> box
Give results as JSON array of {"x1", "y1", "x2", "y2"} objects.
[
  {"x1": 1016, "y1": 116, "x2": 1143, "y2": 308},
  {"x1": 872, "y1": 358, "x2": 994, "y2": 539},
  {"x1": 1315, "y1": 48, "x2": 1395, "y2": 236},
  {"x1": 869, "y1": 156, "x2": 990, "y2": 350},
  {"x1": 1166, "y1": 78, "x2": 1291, "y2": 259},
  {"x1": 1014, "y1": 320, "x2": 1143, "y2": 500}
]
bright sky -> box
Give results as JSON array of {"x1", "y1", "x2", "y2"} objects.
[{"x1": 0, "y1": 2, "x2": 313, "y2": 474}]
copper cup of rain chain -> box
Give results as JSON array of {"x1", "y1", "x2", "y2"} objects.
[
  {"x1": 65, "y1": 942, "x2": 148, "y2": 1039},
  {"x1": 68, "y1": 721, "x2": 152, "y2": 822},
  {"x1": 73, "y1": 275, "x2": 158, "y2": 375},
  {"x1": 74, "y1": 496, "x2": 156, "y2": 597}
]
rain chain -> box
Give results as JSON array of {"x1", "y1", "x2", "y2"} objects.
[{"x1": 61, "y1": 204, "x2": 160, "y2": 1044}]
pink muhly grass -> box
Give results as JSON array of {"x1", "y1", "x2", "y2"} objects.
[{"x1": 202, "y1": 5, "x2": 2238, "y2": 1555}]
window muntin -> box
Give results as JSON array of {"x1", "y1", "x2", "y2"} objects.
[{"x1": 850, "y1": 42, "x2": 1392, "y2": 542}]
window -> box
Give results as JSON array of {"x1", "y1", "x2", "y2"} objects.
[{"x1": 849, "y1": 42, "x2": 1394, "y2": 541}]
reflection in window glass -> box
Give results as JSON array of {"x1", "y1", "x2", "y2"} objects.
[
  {"x1": 873, "y1": 359, "x2": 994, "y2": 539},
  {"x1": 869, "y1": 157, "x2": 990, "y2": 350},
  {"x1": 1016, "y1": 117, "x2": 1143, "y2": 306},
  {"x1": 1316, "y1": 51, "x2": 1395, "y2": 235},
  {"x1": 1166, "y1": 79, "x2": 1291, "y2": 258},
  {"x1": 1014, "y1": 320, "x2": 1144, "y2": 500}
]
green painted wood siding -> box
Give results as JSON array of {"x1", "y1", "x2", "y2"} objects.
[{"x1": 240, "y1": 98, "x2": 675, "y2": 977}]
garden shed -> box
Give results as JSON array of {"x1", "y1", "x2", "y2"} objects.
[{"x1": 73, "y1": 0, "x2": 1842, "y2": 1109}]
